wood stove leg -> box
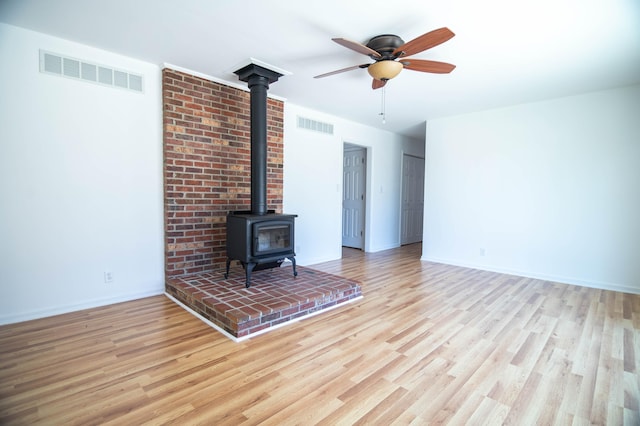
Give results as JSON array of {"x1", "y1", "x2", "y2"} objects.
[
  {"x1": 224, "y1": 258, "x2": 231, "y2": 279},
  {"x1": 245, "y1": 262, "x2": 256, "y2": 288},
  {"x1": 290, "y1": 257, "x2": 298, "y2": 277}
]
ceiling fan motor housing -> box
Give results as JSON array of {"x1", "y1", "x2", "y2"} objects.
[
  {"x1": 366, "y1": 35, "x2": 405, "y2": 59},
  {"x1": 314, "y1": 27, "x2": 455, "y2": 84}
]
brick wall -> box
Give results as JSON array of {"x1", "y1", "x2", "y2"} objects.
[{"x1": 163, "y1": 68, "x2": 284, "y2": 277}]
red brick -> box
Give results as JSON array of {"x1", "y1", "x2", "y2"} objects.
[{"x1": 163, "y1": 68, "x2": 284, "y2": 277}]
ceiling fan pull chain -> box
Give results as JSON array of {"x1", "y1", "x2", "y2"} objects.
[{"x1": 380, "y1": 85, "x2": 386, "y2": 124}]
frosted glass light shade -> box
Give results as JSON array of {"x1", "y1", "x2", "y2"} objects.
[{"x1": 367, "y1": 60, "x2": 403, "y2": 80}]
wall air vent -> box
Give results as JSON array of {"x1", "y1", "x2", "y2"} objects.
[
  {"x1": 296, "y1": 116, "x2": 334, "y2": 135},
  {"x1": 40, "y1": 50, "x2": 144, "y2": 93}
]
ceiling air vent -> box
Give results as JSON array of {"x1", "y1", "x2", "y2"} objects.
[
  {"x1": 296, "y1": 116, "x2": 334, "y2": 135},
  {"x1": 39, "y1": 50, "x2": 144, "y2": 93}
]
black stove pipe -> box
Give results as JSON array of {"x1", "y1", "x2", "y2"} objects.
[{"x1": 234, "y1": 64, "x2": 283, "y2": 215}]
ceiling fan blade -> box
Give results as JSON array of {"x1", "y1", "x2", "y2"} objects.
[
  {"x1": 314, "y1": 64, "x2": 370, "y2": 79},
  {"x1": 392, "y1": 27, "x2": 455, "y2": 57},
  {"x1": 333, "y1": 38, "x2": 382, "y2": 58},
  {"x1": 372, "y1": 78, "x2": 386, "y2": 90},
  {"x1": 402, "y1": 59, "x2": 456, "y2": 74}
]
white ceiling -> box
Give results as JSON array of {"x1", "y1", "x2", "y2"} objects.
[{"x1": 2, "y1": 0, "x2": 639, "y2": 138}]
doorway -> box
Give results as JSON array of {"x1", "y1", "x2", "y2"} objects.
[
  {"x1": 342, "y1": 144, "x2": 366, "y2": 249},
  {"x1": 400, "y1": 154, "x2": 425, "y2": 245}
]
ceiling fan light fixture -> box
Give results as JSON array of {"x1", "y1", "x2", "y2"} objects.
[{"x1": 367, "y1": 60, "x2": 403, "y2": 81}]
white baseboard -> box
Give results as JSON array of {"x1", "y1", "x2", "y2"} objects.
[
  {"x1": 368, "y1": 242, "x2": 401, "y2": 253},
  {"x1": 0, "y1": 289, "x2": 165, "y2": 326},
  {"x1": 421, "y1": 256, "x2": 639, "y2": 295}
]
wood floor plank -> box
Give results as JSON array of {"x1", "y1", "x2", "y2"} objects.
[{"x1": 1, "y1": 243, "x2": 639, "y2": 424}]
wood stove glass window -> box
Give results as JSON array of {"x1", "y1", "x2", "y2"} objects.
[{"x1": 254, "y1": 222, "x2": 292, "y2": 256}]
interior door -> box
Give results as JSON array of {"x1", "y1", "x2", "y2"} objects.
[
  {"x1": 342, "y1": 146, "x2": 366, "y2": 249},
  {"x1": 401, "y1": 154, "x2": 425, "y2": 245}
]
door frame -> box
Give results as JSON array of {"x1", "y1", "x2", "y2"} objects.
[
  {"x1": 399, "y1": 152, "x2": 425, "y2": 245},
  {"x1": 342, "y1": 142, "x2": 370, "y2": 251}
]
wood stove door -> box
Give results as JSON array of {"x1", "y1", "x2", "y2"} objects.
[{"x1": 254, "y1": 222, "x2": 292, "y2": 256}]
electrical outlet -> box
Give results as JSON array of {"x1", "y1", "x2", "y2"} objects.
[
  {"x1": 104, "y1": 271, "x2": 113, "y2": 283},
  {"x1": 479, "y1": 248, "x2": 486, "y2": 256}
]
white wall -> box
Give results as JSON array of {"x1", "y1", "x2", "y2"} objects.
[
  {"x1": 284, "y1": 103, "x2": 424, "y2": 265},
  {"x1": 423, "y1": 85, "x2": 640, "y2": 294},
  {"x1": 0, "y1": 24, "x2": 164, "y2": 324}
]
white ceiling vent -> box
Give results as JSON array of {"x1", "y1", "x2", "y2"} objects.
[
  {"x1": 296, "y1": 116, "x2": 334, "y2": 135},
  {"x1": 39, "y1": 50, "x2": 144, "y2": 93}
]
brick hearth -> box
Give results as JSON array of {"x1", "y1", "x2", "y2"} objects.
[
  {"x1": 162, "y1": 67, "x2": 362, "y2": 340},
  {"x1": 165, "y1": 265, "x2": 362, "y2": 340}
]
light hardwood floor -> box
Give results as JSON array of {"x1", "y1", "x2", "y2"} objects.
[{"x1": 1, "y1": 244, "x2": 638, "y2": 425}]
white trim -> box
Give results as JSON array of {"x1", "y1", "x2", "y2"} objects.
[
  {"x1": 369, "y1": 242, "x2": 401, "y2": 253},
  {"x1": 0, "y1": 289, "x2": 164, "y2": 326},
  {"x1": 164, "y1": 293, "x2": 241, "y2": 342},
  {"x1": 162, "y1": 63, "x2": 287, "y2": 102},
  {"x1": 421, "y1": 256, "x2": 640, "y2": 295},
  {"x1": 227, "y1": 57, "x2": 292, "y2": 77},
  {"x1": 165, "y1": 292, "x2": 363, "y2": 342}
]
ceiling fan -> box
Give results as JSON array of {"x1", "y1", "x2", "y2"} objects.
[{"x1": 314, "y1": 27, "x2": 456, "y2": 89}]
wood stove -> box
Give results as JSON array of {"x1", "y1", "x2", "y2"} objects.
[
  {"x1": 225, "y1": 211, "x2": 297, "y2": 287},
  {"x1": 225, "y1": 62, "x2": 297, "y2": 288}
]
